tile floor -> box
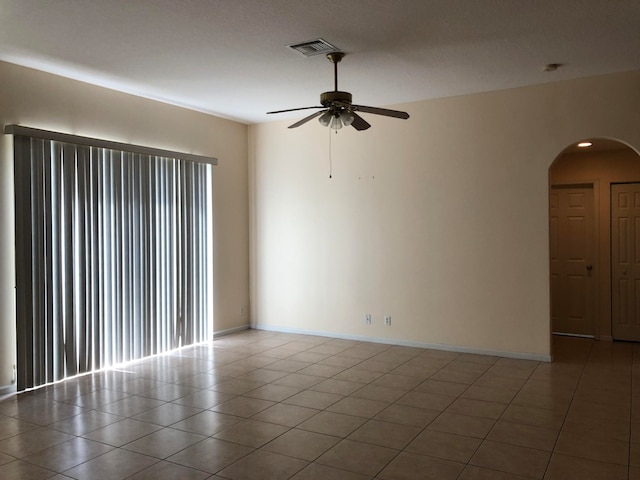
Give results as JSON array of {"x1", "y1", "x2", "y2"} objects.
[{"x1": 0, "y1": 330, "x2": 638, "y2": 479}]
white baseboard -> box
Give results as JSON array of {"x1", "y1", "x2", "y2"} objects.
[
  {"x1": 213, "y1": 324, "x2": 250, "y2": 339},
  {"x1": 0, "y1": 384, "x2": 16, "y2": 397},
  {"x1": 251, "y1": 324, "x2": 552, "y2": 363}
]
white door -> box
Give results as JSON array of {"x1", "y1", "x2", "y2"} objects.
[
  {"x1": 550, "y1": 186, "x2": 595, "y2": 336},
  {"x1": 611, "y1": 183, "x2": 640, "y2": 341}
]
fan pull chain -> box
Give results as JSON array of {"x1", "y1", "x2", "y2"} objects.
[{"x1": 329, "y1": 127, "x2": 333, "y2": 178}]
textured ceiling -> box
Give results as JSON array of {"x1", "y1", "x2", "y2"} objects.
[{"x1": 1, "y1": 0, "x2": 639, "y2": 124}]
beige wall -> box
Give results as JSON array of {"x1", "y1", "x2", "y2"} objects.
[
  {"x1": 0, "y1": 61, "x2": 250, "y2": 390},
  {"x1": 249, "y1": 70, "x2": 640, "y2": 360},
  {"x1": 550, "y1": 146, "x2": 640, "y2": 340}
]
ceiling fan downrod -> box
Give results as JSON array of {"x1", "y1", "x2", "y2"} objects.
[{"x1": 326, "y1": 51, "x2": 344, "y2": 92}]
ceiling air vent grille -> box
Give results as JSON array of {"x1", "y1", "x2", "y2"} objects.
[{"x1": 288, "y1": 39, "x2": 339, "y2": 57}]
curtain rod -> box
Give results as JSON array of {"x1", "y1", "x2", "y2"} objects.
[{"x1": 4, "y1": 124, "x2": 218, "y2": 166}]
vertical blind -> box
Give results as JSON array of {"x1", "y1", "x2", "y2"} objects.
[{"x1": 13, "y1": 133, "x2": 214, "y2": 391}]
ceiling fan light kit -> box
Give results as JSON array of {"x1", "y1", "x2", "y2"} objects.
[{"x1": 267, "y1": 51, "x2": 409, "y2": 131}]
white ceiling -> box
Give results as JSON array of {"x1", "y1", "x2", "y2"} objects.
[{"x1": 1, "y1": 0, "x2": 639, "y2": 125}]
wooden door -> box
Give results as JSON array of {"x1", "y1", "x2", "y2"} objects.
[
  {"x1": 611, "y1": 183, "x2": 640, "y2": 341},
  {"x1": 550, "y1": 186, "x2": 595, "y2": 336}
]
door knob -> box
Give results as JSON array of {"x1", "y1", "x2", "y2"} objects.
[{"x1": 586, "y1": 264, "x2": 593, "y2": 272}]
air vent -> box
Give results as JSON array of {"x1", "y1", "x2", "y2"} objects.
[{"x1": 288, "y1": 38, "x2": 339, "y2": 57}]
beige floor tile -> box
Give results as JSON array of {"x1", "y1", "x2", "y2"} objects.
[
  {"x1": 0, "y1": 451, "x2": 14, "y2": 466},
  {"x1": 170, "y1": 389, "x2": 236, "y2": 409},
  {"x1": 124, "y1": 427, "x2": 206, "y2": 458},
  {"x1": 462, "y1": 384, "x2": 518, "y2": 403},
  {"x1": 317, "y1": 438, "x2": 398, "y2": 476},
  {"x1": 22, "y1": 437, "x2": 113, "y2": 472},
  {"x1": 374, "y1": 404, "x2": 440, "y2": 428},
  {"x1": 544, "y1": 453, "x2": 628, "y2": 480},
  {"x1": 237, "y1": 368, "x2": 288, "y2": 383},
  {"x1": 127, "y1": 460, "x2": 210, "y2": 479},
  {"x1": 49, "y1": 410, "x2": 121, "y2": 436},
  {"x1": 298, "y1": 411, "x2": 366, "y2": 437},
  {"x1": 561, "y1": 414, "x2": 630, "y2": 442},
  {"x1": 390, "y1": 362, "x2": 442, "y2": 379},
  {"x1": 0, "y1": 414, "x2": 38, "y2": 440},
  {"x1": 288, "y1": 351, "x2": 331, "y2": 363},
  {"x1": 371, "y1": 374, "x2": 424, "y2": 390},
  {"x1": 210, "y1": 378, "x2": 266, "y2": 395},
  {"x1": 290, "y1": 462, "x2": 371, "y2": 480},
  {"x1": 350, "y1": 384, "x2": 407, "y2": 402},
  {"x1": 69, "y1": 388, "x2": 130, "y2": 409},
  {"x1": 218, "y1": 449, "x2": 308, "y2": 480},
  {"x1": 474, "y1": 373, "x2": 527, "y2": 391},
  {"x1": 82, "y1": 418, "x2": 162, "y2": 447},
  {"x1": 210, "y1": 395, "x2": 275, "y2": 417},
  {"x1": 98, "y1": 394, "x2": 165, "y2": 417},
  {"x1": 487, "y1": 421, "x2": 558, "y2": 451},
  {"x1": 140, "y1": 383, "x2": 200, "y2": 402},
  {"x1": 177, "y1": 372, "x2": 223, "y2": 389},
  {"x1": 414, "y1": 379, "x2": 469, "y2": 396},
  {"x1": 446, "y1": 397, "x2": 507, "y2": 419},
  {"x1": 318, "y1": 355, "x2": 366, "y2": 369},
  {"x1": 265, "y1": 359, "x2": 313, "y2": 372},
  {"x1": 0, "y1": 426, "x2": 74, "y2": 458},
  {"x1": 406, "y1": 429, "x2": 481, "y2": 463},
  {"x1": 327, "y1": 396, "x2": 389, "y2": 418},
  {"x1": 64, "y1": 448, "x2": 159, "y2": 479},
  {"x1": 348, "y1": 419, "x2": 421, "y2": 449},
  {"x1": 244, "y1": 383, "x2": 301, "y2": 401},
  {"x1": 296, "y1": 363, "x2": 347, "y2": 378},
  {"x1": 214, "y1": 418, "x2": 289, "y2": 447},
  {"x1": 459, "y1": 465, "x2": 531, "y2": 479},
  {"x1": 310, "y1": 378, "x2": 366, "y2": 395},
  {"x1": 251, "y1": 402, "x2": 319, "y2": 427},
  {"x1": 512, "y1": 389, "x2": 572, "y2": 414},
  {"x1": 554, "y1": 430, "x2": 629, "y2": 465},
  {"x1": 428, "y1": 412, "x2": 495, "y2": 438},
  {"x1": 632, "y1": 442, "x2": 640, "y2": 466},
  {"x1": 0, "y1": 459, "x2": 55, "y2": 479},
  {"x1": 431, "y1": 368, "x2": 483, "y2": 385},
  {"x1": 283, "y1": 389, "x2": 344, "y2": 409},
  {"x1": 167, "y1": 437, "x2": 252, "y2": 473},
  {"x1": 170, "y1": 410, "x2": 243, "y2": 435},
  {"x1": 273, "y1": 373, "x2": 325, "y2": 388},
  {"x1": 378, "y1": 451, "x2": 464, "y2": 480},
  {"x1": 470, "y1": 440, "x2": 550, "y2": 479},
  {"x1": 132, "y1": 402, "x2": 203, "y2": 426},
  {"x1": 567, "y1": 398, "x2": 631, "y2": 422},
  {"x1": 333, "y1": 367, "x2": 385, "y2": 383},
  {"x1": 397, "y1": 391, "x2": 457, "y2": 411},
  {"x1": 262, "y1": 428, "x2": 340, "y2": 460},
  {"x1": 501, "y1": 404, "x2": 565, "y2": 430}
]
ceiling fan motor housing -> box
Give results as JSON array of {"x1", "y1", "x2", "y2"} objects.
[{"x1": 321, "y1": 91, "x2": 352, "y2": 108}]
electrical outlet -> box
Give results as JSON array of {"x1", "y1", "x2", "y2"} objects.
[
  {"x1": 365, "y1": 314, "x2": 371, "y2": 325},
  {"x1": 384, "y1": 315, "x2": 391, "y2": 326},
  {"x1": 240, "y1": 306, "x2": 245, "y2": 317}
]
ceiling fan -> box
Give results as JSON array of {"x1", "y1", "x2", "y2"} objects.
[{"x1": 267, "y1": 52, "x2": 410, "y2": 131}]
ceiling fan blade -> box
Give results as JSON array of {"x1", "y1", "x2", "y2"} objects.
[
  {"x1": 350, "y1": 112, "x2": 371, "y2": 131},
  {"x1": 267, "y1": 106, "x2": 323, "y2": 114},
  {"x1": 353, "y1": 105, "x2": 410, "y2": 119},
  {"x1": 288, "y1": 110, "x2": 326, "y2": 129}
]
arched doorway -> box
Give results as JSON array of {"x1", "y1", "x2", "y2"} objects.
[{"x1": 549, "y1": 138, "x2": 640, "y2": 342}]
